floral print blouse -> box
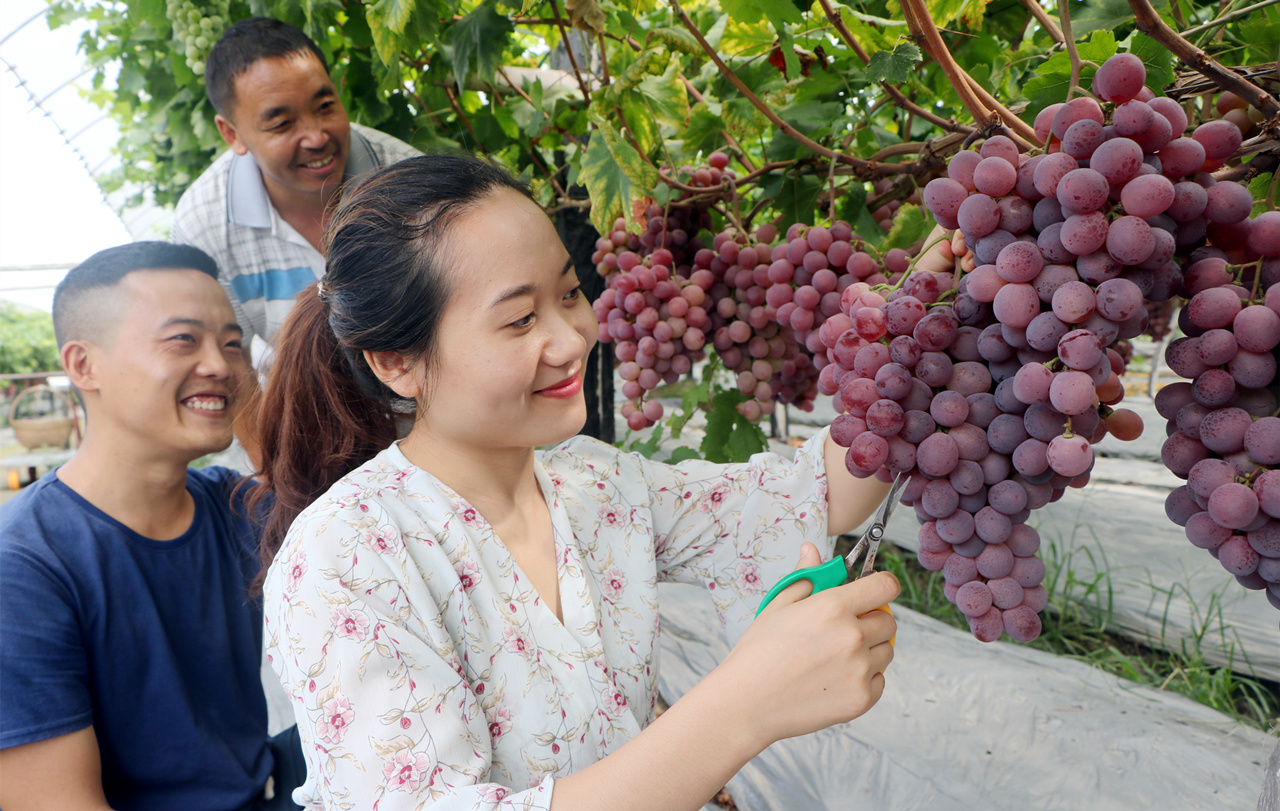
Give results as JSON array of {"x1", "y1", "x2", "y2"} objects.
[{"x1": 263, "y1": 430, "x2": 832, "y2": 810}]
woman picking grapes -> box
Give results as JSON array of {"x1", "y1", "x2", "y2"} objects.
[{"x1": 252, "y1": 154, "x2": 898, "y2": 810}]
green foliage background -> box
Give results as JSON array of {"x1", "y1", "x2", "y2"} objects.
[
  {"x1": 53, "y1": 0, "x2": 1277, "y2": 231},
  {"x1": 0, "y1": 304, "x2": 59, "y2": 376}
]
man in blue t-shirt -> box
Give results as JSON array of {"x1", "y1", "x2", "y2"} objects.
[{"x1": 0, "y1": 243, "x2": 302, "y2": 810}]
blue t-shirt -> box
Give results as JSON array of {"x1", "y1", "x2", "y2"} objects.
[{"x1": 0, "y1": 466, "x2": 274, "y2": 811}]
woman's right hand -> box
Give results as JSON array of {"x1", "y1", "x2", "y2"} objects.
[{"x1": 714, "y1": 543, "x2": 899, "y2": 749}]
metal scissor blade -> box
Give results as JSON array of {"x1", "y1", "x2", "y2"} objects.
[{"x1": 843, "y1": 471, "x2": 908, "y2": 580}]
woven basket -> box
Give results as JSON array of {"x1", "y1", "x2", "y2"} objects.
[{"x1": 10, "y1": 385, "x2": 76, "y2": 451}]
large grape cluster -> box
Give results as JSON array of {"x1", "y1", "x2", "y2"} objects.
[
  {"x1": 167, "y1": 0, "x2": 229, "y2": 76},
  {"x1": 1159, "y1": 266, "x2": 1280, "y2": 620},
  {"x1": 594, "y1": 149, "x2": 905, "y2": 428},
  {"x1": 872, "y1": 51, "x2": 1280, "y2": 639},
  {"x1": 826, "y1": 51, "x2": 1273, "y2": 643}
]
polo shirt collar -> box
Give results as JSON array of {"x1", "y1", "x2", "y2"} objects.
[{"x1": 226, "y1": 126, "x2": 377, "y2": 229}]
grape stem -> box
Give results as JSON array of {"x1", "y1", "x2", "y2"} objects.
[
  {"x1": 1182, "y1": 0, "x2": 1280, "y2": 39},
  {"x1": 1056, "y1": 0, "x2": 1097, "y2": 102},
  {"x1": 1127, "y1": 0, "x2": 1280, "y2": 125},
  {"x1": 884, "y1": 233, "x2": 951, "y2": 293},
  {"x1": 1246, "y1": 257, "x2": 1265, "y2": 301}
]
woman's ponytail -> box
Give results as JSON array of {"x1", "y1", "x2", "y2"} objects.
[{"x1": 246, "y1": 284, "x2": 398, "y2": 588}]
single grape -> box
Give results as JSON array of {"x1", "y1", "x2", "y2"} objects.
[
  {"x1": 1046, "y1": 432, "x2": 1093, "y2": 477},
  {"x1": 1091, "y1": 53, "x2": 1146, "y2": 103}
]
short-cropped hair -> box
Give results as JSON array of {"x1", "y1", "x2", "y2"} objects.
[
  {"x1": 205, "y1": 17, "x2": 329, "y2": 117},
  {"x1": 52, "y1": 242, "x2": 219, "y2": 348}
]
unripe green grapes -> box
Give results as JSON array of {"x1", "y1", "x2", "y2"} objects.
[{"x1": 167, "y1": 0, "x2": 229, "y2": 74}]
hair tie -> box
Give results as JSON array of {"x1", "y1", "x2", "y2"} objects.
[{"x1": 316, "y1": 279, "x2": 330, "y2": 302}]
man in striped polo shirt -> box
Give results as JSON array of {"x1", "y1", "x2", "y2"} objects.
[{"x1": 172, "y1": 17, "x2": 421, "y2": 363}]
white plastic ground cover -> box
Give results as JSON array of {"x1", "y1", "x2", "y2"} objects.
[
  {"x1": 871, "y1": 473, "x2": 1280, "y2": 684},
  {"x1": 656, "y1": 582, "x2": 1276, "y2": 811}
]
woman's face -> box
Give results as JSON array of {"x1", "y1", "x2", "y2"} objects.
[{"x1": 412, "y1": 187, "x2": 597, "y2": 452}]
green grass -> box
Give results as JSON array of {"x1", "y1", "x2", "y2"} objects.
[{"x1": 868, "y1": 540, "x2": 1280, "y2": 735}]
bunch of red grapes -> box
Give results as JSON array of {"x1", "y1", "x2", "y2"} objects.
[
  {"x1": 814, "y1": 49, "x2": 1280, "y2": 643},
  {"x1": 594, "y1": 148, "x2": 913, "y2": 428},
  {"x1": 1159, "y1": 268, "x2": 1280, "y2": 621}
]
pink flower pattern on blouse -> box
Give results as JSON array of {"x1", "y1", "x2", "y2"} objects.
[
  {"x1": 316, "y1": 695, "x2": 355, "y2": 745},
  {"x1": 263, "y1": 431, "x2": 831, "y2": 809},
  {"x1": 331, "y1": 605, "x2": 370, "y2": 642}
]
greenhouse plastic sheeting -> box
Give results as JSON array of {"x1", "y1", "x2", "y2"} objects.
[{"x1": 655, "y1": 583, "x2": 1276, "y2": 811}]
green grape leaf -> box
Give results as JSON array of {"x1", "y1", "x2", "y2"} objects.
[
  {"x1": 1072, "y1": 0, "x2": 1137, "y2": 37},
  {"x1": 720, "y1": 0, "x2": 803, "y2": 26},
  {"x1": 724, "y1": 415, "x2": 769, "y2": 462},
  {"x1": 622, "y1": 97, "x2": 662, "y2": 154},
  {"x1": 768, "y1": 172, "x2": 823, "y2": 226},
  {"x1": 836, "y1": 182, "x2": 885, "y2": 243},
  {"x1": 777, "y1": 99, "x2": 843, "y2": 137},
  {"x1": 367, "y1": 0, "x2": 414, "y2": 35},
  {"x1": 636, "y1": 58, "x2": 689, "y2": 131},
  {"x1": 864, "y1": 42, "x2": 923, "y2": 84},
  {"x1": 366, "y1": 0, "x2": 417, "y2": 65},
  {"x1": 622, "y1": 424, "x2": 666, "y2": 457},
  {"x1": 492, "y1": 105, "x2": 519, "y2": 140},
  {"x1": 1126, "y1": 32, "x2": 1175, "y2": 93},
  {"x1": 722, "y1": 0, "x2": 804, "y2": 77},
  {"x1": 667, "y1": 446, "x2": 703, "y2": 463},
  {"x1": 701, "y1": 389, "x2": 767, "y2": 463},
  {"x1": 723, "y1": 96, "x2": 770, "y2": 145},
  {"x1": 647, "y1": 26, "x2": 703, "y2": 57},
  {"x1": 669, "y1": 354, "x2": 720, "y2": 439},
  {"x1": 833, "y1": 10, "x2": 898, "y2": 55},
  {"x1": 1250, "y1": 172, "x2": 1275, "y2": 218},
  {"x1": 449, "y1": 1, "x2": 515, "y2": 91},
  {"x1": 680, "y1": 107, "x2": 730, "y2": 158},
  {"x1": 579, "y1": 115, "x2": 660, "y2": 236},
  {"x1": 928, "y1": 0, "x2": 990, "y2": 29},
  {"x1": 880, "y1": 204, "x2": 935, "y2": 253}
]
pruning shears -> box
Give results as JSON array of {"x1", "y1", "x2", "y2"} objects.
[{"x1": 755, "y1": 471, "x2": 907, "y2": 617}]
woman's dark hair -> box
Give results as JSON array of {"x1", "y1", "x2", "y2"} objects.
[{"x1": 247, "y1": 154, "x2": 532, "y2": 585}]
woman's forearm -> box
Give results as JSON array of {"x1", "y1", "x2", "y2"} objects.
[{"x1": 823, "y1": 432, "x2": 892, "y2": 536}]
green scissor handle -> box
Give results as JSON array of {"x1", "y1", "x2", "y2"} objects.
[{"x1": 755, "y1": 555, "x2": 849, "y2": 617}]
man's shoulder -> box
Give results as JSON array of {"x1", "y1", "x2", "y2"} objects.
[
  {"x1": 175, "y1": 149, "x2": 236, "y2": 212},
  {"x1": 0, "y1": 473, "x2": 71, "y2": 535},
  {"x1": 186, "y1": 465, "x2": 260, "y2": 520},
  {"x1": 352, "y1": 123, "x2": 422, "y2": 166}
]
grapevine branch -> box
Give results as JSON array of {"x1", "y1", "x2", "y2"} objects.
[
  {"x1": 1057, "y1": 0, "x2": 1090, "y2": 98},
  {"x1": 1182, "y1": 0, "x2": 1280, "y2": 38},
  {"x1": 1015, "y1": 0, "x2": 1065, "y2": 43},
  {"x1": 548, "y1": 0, "x2": 592, "y2": 104},
  {"x1": 898, "y1": 0, "x2": 1041, "y2": 147},
  {"x1": 670, "y1": 0, "x2": 929, "y2": 178},
  {"x1": 445, "y1": 86, "x2": 486, "y2": 155},
  {"x1": 1126, "y1": 0, "x2": 1280, "y2": 122},
  {"x1": 816, "y1": 0, "x2": 977, "y2": 136}
]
